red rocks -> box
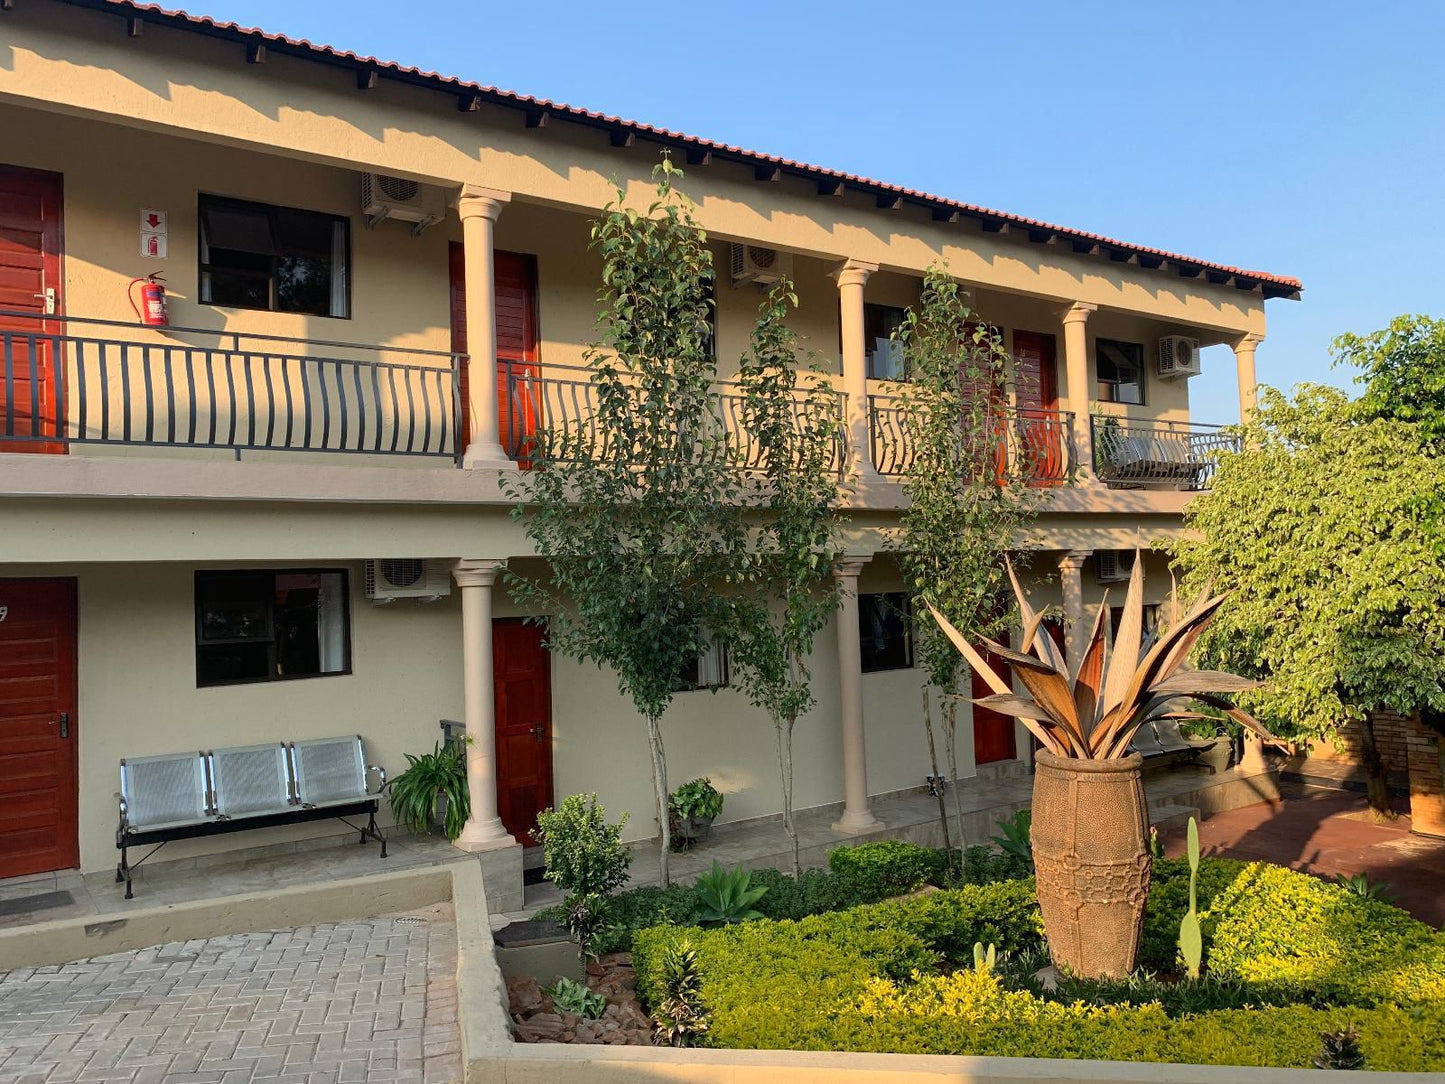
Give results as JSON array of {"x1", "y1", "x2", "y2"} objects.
[{"x1": 509, "y1": 954, "x2": 655, "y2": 1047}]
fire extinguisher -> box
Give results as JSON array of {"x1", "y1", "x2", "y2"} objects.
[{"x1": 128, "y1": 273, "x2": 169, "y2": 327}]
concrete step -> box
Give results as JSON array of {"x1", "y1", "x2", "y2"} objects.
[{"x1": 1149, "y1": 803, "x2": 1201, "y2": 833}]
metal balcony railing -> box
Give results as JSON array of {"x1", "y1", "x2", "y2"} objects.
[
  {"x1": 867, "y1": 392, "x2": 1075, "y2": 484},
  {"x1": 1090, "y1": 416, "x2": 1240, "y2": 490},
  {"x1": 501, "y1": 361, "x2": 848, "y2": 473},
  {"x1": 0, "y1": 311, "x2": 463, "y2": 461}
]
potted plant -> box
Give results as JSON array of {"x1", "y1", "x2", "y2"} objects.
[
  {"x1": 668, "y1": 778, "x2": 723, "y2": 850},
  {"x1": 384, "y1": 740, "x2": 470, "y2": 841},
  {"x1": 929, "y1": 554, "x2": 1270, "y2": 978}
]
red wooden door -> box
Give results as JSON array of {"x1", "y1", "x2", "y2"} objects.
[
  {"x1": 0, "y1": 578, "x2": 79, "y2": 877},
  {"x1": 1013, "y1": 330, "x2": 1064, "y2": 485},
  {"x1": 0, "y1": 166, "x2": 65, "y2": 454},
  {"x1": 972, "y1": 630, "x2": 1017, "y2": 765},
  {"x1": 448, "y1": 245, "x2": 539, "y2": 462},
  {"x1": 493, "y1": 618, "x2": 554, "y2": 841}
]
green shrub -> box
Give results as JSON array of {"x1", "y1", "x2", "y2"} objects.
[
  {"x1": 828, "y1": 840, "x2": 936, "y2": 899},
  {"x1": 1202, "y1": 861, "x2": 1445, "y2": 1005},
  {"x1": 750, "y1": 867, "x2": 863, "y2": 921},
  {"x1": 534, "y1": 793, "x2": 630, "y2": 899},
  {"x1": 696, "y1": 862, "x2": 769, "y2": 925}
]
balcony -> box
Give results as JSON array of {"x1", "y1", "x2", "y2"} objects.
[
  {"x1": 501, "y1": 361, "x2": 850, "y2": 473},
  {"x1": 1091, "y1": 416, "x2": 1240, "y2": 491},
  {"x1": 0, "y1": 312, "x2": 462, "y2": 461},
  {"x1": 867, "y1": 391, "x2": 1074, "y2": 485}
]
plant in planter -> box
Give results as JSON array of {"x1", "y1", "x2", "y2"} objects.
[
  {"x1": 668, "y1": 778, "x2": 723, "y2": 851},
  {"x1": 534, "y1": 793, "x2": 631, "y2": 961},
  {"x1": 929, "y1": 553, "x2": 1271, "y2": 978},
  {"x1": 384, "y1": 741, "x2": 470, "y2": 841}
]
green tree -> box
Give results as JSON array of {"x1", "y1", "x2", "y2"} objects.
[
  {"x1": 727, "y1": 281, "x2": 846, "y2": 878},
  {"x1": 893, "y1": 267, "x2": 1046, "y2": 867},
  {"x1": 507, "y1": 158, "x2": 749, "y2": 884},
  {"x1": 1334, "y1": 314, "x2": 1445, "y2": 448},
  {"x1": 1172, "y1": 384, "x2": 1445, "y2": 813}
]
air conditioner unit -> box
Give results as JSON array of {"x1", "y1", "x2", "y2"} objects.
[
  {"x1": 361, "y1": 173, "x2": 446, "y2": 234},
  {"x1": 1157, "y1": 335, "x2": 1202, "y2": 380},
  {"x1": 729, "y1": 243, "x2": 792, "y2": 287},
  {"x1": 364, "y1": 559, "x2": 452, "y2": 602},
  {"x1": 1096, "y1": 549, "x2": 1137, "y2": 584}
]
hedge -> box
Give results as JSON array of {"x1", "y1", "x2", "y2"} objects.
[{"x1": 631, "y1": 860, "x2": 1445, "y2": 1069}]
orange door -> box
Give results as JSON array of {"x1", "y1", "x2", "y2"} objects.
[
  {"x1": 0, "y1": 165, "x2": 65, "y2": 454},
  {"x1": 1013, "y1": 330, "x2": 1065, "y2": 484},
  {"x1": 492, "y1": 618, "x2": 554, "y2": 841},
  {"x1": 0, "y1": 578, "x2": 79, "y2": 877},
  {"x1": 971, "y1": 630, "x2": 1017, "y2": 765},
  {"x1": 449, "y1": 245, "x2": 539, "y2": 462}
]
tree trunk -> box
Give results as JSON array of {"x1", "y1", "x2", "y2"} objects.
[
  {"x1": 1359, "y1": 711, "x2": 1395, "y2": 819},
  {"x1": 776, "y1": 715, "x2": 800, "y2": 878},
  {"x1": 944, "y1": 697, "x2": 967, "y2": 880},
  {"x1": 923, "y1": 688, "x2": 953, "y2": 854},
  {"x1": 646, "y1": 714, "x2": 671, "y2": 886}
]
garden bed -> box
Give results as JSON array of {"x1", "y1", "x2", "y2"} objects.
[{"x1": 629, "y1": 858, "x2": 1445, "y2": 1071}]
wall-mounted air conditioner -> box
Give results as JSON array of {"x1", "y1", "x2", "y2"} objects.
[
  {"x1": 361, "y1": 173, "x2": 446, "y2": 234},
  {"x1": 364, "y1": 559, "x2": 452, "y2": 602},
  {"x1": 1156, "y1": 335, "x2": 1202, "y2": 380},
  {"x1": 729, "y1": 243, "x2": 792, "y2": 287},
  {"x1": 1095, "y1": 549, "x2": 1138, "y2": 584}
]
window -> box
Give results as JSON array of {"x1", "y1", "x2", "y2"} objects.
[
  {"x1": 196, "y1": 570, "x2": 351, "y2": 686},
  {"x1": 859, "y1": 592, "x2": 914, "y2": 672},
  {"x1": 1108, "y1": 603, "x2": 1163, "y2": 647},
  {"x1": 1096, "y1": 339, "x2": 1145, "y2": 404},
  {"x1": 864, "y1": 303, "x2": 909, "y2": 380},
  {"x1": 199, "y1": 195, "x2": 350, "y2": 318},
  {"x1": 676, "y1": 629, "x2": 729, "y2": 691}
]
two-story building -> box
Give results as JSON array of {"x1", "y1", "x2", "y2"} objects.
[{"x1": 0, "y1": 0, "x2": 1300, "y2": 903}]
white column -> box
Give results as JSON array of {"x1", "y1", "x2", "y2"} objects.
[
  {"x1": 832, "y1": 259, "x2": 880, "y2": 482},
  {"x1": 832, "y1": 554, "x2": 883, "y2": 833},
  {"x1": 452, "y1": 559, "x2": 514, "y2": 851},
  {"x1": 1233, "y1": 333, "x2": 1263, "y2": 423},
  {"x1": 457, "y1": 185, "x2": 513, "y2": 469},
  {"x1": 1057, "y1": 549, "x2": 1091, "y2": 672},
  {"x1": 1058, "y1": 302, "x2": 1097, "y2": 481}
]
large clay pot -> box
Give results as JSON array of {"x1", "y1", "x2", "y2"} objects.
[{"x1": 1030, "y1": 751, "x2": 1151, "y2": 978}]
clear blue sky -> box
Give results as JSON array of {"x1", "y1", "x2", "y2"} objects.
[{"x1": 195, "y1": 0, "x2": 1444, "y2": 422}]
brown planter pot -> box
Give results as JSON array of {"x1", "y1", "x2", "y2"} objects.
[{"x1": 1030, "y1": 750, "x2": 1151, "y2": 978}]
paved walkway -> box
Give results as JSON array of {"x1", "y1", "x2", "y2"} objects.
[
  {"x1": 1159, "y1": 783, "x2": 1445, "y2": 926},
  {"x1": 0, "y1": 906, "x2": 460, "y2": 1084}
]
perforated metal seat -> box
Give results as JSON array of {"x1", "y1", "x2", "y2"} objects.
[
  {"x1": 1156, "y1": 717, "x2": 1216, "y2": 753},
  {"x1": 119, "y1": 752, "x2": 212, "y2": 832},
  {"x1": 1130, "y1": 719, "x2": 1169, "y2": 757},
  {"x1": 209, "y1": 742, "x2": 293, "y2": 820},
  {"x1": 290, "y1": 735, "x2": 383, "y2": 808}
]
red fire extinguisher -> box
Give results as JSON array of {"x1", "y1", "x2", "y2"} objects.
[{"x1": 128, "y1": 273, "x2": 169, "y2": 326}]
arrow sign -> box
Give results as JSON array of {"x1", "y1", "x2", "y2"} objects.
[{"x1": 146, "y1": 213, "x2": 160, "y2": 228}]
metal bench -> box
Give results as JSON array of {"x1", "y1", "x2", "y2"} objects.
[
  {"x1": 1130, "y1": 718, "x2": 1222, "y2": 773},
  {"x1": 116, "y1": 734, "x2": 387, "y2": 899}
]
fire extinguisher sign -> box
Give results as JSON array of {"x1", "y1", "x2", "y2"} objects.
[{"x1": 139, "y1": 208, "x2": 168, "y2": 259}]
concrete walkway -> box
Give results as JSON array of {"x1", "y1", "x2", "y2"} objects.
[{"x1": 1158, "y1": 782, "x2": 1445, "y2": 926}]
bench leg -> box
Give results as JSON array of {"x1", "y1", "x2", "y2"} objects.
[
  {"x1": 119, "y1": 845, "x2": 133, "y2": 900},
  {"x1": 368, "y1": 809, "x2": 388, "y2": 859}
]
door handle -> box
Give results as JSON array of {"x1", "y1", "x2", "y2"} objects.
[
  {"x1": 58, "y1": 712, "x2": 70, "y2": 739},
  {"x1": 531, "y1": 722, "x2": 545, "y2": 743},
  {"x1": 33, "y1": 288, "x2": 57, "y2": 315}
]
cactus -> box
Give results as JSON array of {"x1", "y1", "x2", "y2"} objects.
[
  {"x1": 1178, "y1": 816, "x2": 1203, "y2": 979},
  {"x1": 973, "y1": 941, "x2": 997, "y2": 972}
]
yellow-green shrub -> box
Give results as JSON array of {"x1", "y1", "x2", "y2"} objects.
[{"x1": 1203, "y1": 861, "x2": 1445, "y2": 1005}]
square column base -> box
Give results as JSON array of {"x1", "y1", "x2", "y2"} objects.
[{"x1": 453, "y1": 836, "x2": 524, "y2": 913}]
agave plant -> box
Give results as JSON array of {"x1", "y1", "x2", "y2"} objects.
[{"x1": 928, "y1": 552, "x2": 1273, "y2": 758}]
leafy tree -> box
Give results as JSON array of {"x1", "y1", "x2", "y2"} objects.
[
  {"x1": 893, "y1": 267, "x2": 1045, "y2": 867},
  {"x1": 727, "y1": 281, "x2": 846, "y2": 878},
  {"x1": 1334, "y1": 314, "x2": 1445, "y2": 448},
  {"x1": 507, "y1": 158, "x2": 749, "y2": 884},
  {"x1": 1172, "y1": 384, "x2": 1445, "y2": 813}
]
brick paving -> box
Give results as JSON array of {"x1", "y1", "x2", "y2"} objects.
[{"x1": 0, "y1": 906, "x2": 460, "y2": 1084}]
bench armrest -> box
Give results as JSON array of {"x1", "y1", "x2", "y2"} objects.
[
  {"x1": 366, "y1": 764, "x2": 387, "y2": 795},
  {"x1": 116, "y1": 790, "x2": 129, "y2": 835}
]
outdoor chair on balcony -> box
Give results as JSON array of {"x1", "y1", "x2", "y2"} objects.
[
  {"x1": 115, "y1": 734, "x2": 386, "y2": 899},
  {"x1": 1098, "y1": 435, "x2": 1207, "y2": 489}
]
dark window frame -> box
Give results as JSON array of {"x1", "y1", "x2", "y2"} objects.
[
  {"x1": 675, "y1": 630, "x2": 730, "y2": 692},
  {"x1": 198, "y1": 194, "x2": 352, "y2": 319},
  {"x1": 1096, "y1": 338, "x2": 1146, "y2": 405},
  {"x1": 859, "y1": 591, "x2": 915, "y2": 673},
  {"x1": 862, "y1": 303, "x2": 910, "y2": 381},
  {"x1": 194, "y1": 568, "x2": 353, "y2": 688}
]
